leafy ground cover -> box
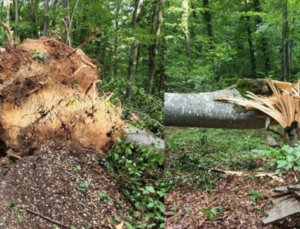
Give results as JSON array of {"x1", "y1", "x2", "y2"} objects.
[{"x1": 165, "y1": 127, "x2": 300, "y2": 228}]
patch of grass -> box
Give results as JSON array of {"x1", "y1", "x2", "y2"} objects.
[{"x1": 165, "y1": 127, "x2": 283, "y2": 190}]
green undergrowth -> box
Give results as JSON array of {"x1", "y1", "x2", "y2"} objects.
[
  {"x1": 165, "y1": 127, "x2": 283, "y2": 191},
  {"x1": 101, "y1": 138, "x2": 165, "y2": 229}
]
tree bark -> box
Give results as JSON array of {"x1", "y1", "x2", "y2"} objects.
[
  {"x1": 43, "y1": 0, "x2": 49, "y2": 36},
  {"x1": 282, "y1": 0, "x2": 290, "y2": 82},
  {"x1": 147, "y1": 0, "x2": 164, "y2": 95},
  {"x1": 165, "y1": 86, "x2": 267, "y2": 129},
  {"x1": 126, "y1": 0, "x2": 144, "y2": 102},
  {"x1": 13, "y1": 0, "x2": 18, "y2": 41},
  {"x1": 244, "y1": 0, "x2": 256, "y2": 78},
  {"x1": 113, "y1": 5, "x2": 120, "y2": 77},
  {"x1": 182, "y1": 0, "x2": 191, "y2": 59},
  {"x1": 6, "y1": 0, "x2": 10, "y2": 27},
  {"x1": 190, "y1": 0, "x2": 197, "y2": 19},
  {"x1": 158, "y1": 38, "x2": 165, "y2": 93},
  {"x1": 202, "y1": 0, "x2": 213, "y2": 46},
  {"x1": 253, "y1": 0, "x2": 271, "y2": 74},
  {"x1": 63, "y1": 0, "x2": 71, "y2": 46}
]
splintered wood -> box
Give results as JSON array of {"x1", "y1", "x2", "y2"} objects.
[
  {"x1": 258, "y1": 185, "x2": 300, "y2": 226},
  {"x1": 216, "y1": 79, "x2": 300, "y2": 130}
]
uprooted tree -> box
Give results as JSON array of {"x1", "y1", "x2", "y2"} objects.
[
  {"x1": 0, "y1": 36, "x2": 163, "y2": 160},
  {"x1": 165, "y1": 78, "x2": 300, "y2": 145},
  {"x1": 165, "y1": 78, "x2": 300, "y2": 226}
]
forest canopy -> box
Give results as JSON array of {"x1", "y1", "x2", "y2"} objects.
[{"x1": 165, "y1": 0, "x2": 300, "y2": 93}]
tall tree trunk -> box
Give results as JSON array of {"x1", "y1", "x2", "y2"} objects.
[
  {"x1": 6, "y1": 0, "x2": 10, "y2": 26},
  {"x1": 113, "y1": 4, "x2": 120, "y2": 77},
  {"x1": 63, "y1": 0, "x2": 70, "y2": 46},
  {"x1": 253, "y1": 0, "x2": 270, "y2": 74},
  {"x1": 147, "y1": 0, "x2": 164, "y2": 95},
  {"x1": 43, "y1": 0, "x2": 49, "y2": 36},
  {"x1": 126, "y1": 0, "x2": 144, "y2": 102},
  {"x1": 202, "y1": 0, "x2": 213, "y2": 47},
  {"x1": 0, "y1": 1, "x2": 3, "y2": 22},
  {"x1": 13, "y1": 0, "x2": 18, "y2": 41},
  {"x1": 190, "y1": 0, "x2": 197, "y2": 19},
  {"x1": 282, "y1": 0, "x2": 290, "y2": 82},
  {"x1": 244, "y1": 0, "x2": 256, "y2": 78},
  {"x1": 182, "y1": 0, "x2": 191, "y2": 59},
  {"x1": 114, "y1": 19, "x2": 119, "y2": 77},
  {"x1": 69, "y1": 0, "x2": 79, "y2": 45},
  {"x1": 146, "y1": 4, "x2": 157, "y2": 95},
  {"x1": 158, "y1": 38, "x2": 165, "y2": 93}
]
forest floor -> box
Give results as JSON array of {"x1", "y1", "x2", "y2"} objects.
[
  {"x1": 165, "y1": 127, "x2": 300, "y2": 229},
  {"x1": 0, "y1": 141, "x2": 129, "y2": 229}
]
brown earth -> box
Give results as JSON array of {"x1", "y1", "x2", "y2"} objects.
[
  {"x1": 0, "y1": 141, "x2": 129, "y2": 229},
  {"x1": 165, "y1": 171, "x2": 300, "y2": 229},
  {"x1": 0, "y1": 37, "x2": 123, "y2": 155},
  {"x1": 0, "y1": 37, "x2": 127, "y2": 228}
]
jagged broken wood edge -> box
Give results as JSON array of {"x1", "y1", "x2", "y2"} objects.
[{"x1": 258, "y1": 184, "x2": 300, "y2": 226}]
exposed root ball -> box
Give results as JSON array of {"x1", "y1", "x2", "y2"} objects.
[{"x1": 0, "y1": 37, "x2": 123, "y2": 154}]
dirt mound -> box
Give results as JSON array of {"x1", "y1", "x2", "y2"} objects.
[
  {"x1": 0, "y1": 141, "x2": 128, "y2": 229},
  {"x1": 0, "y1": 37, "x2": 123, "y2": 155}
]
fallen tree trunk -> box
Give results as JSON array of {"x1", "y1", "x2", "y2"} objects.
[{"x1": 165, "y1": 86, "x2": 267, "y2": 129}]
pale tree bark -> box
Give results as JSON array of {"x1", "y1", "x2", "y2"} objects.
[
  {"x1": 13, "y1": 0, "x2": 18, "y2": 41},
  {"x1": 63, "y1": 0, "x2": 71, "y2": 46},
  {"x1": 282, "y1": 0, "x2": 290, "y2": 82},
  {"x1": 126, "y1": 0, "x2": 144, "y2": 102},
  {"x1": 43, "y1": 0, "x2": 49, "y2": 36},
  {"x1": 6, "y1": 0, "x2": 10, "y2": 26},
  {"x1": 165, "y1": 88, "x2": 265, "y2": 129},
  {"x1": 182, "y1": 0, "x2": 191, "y2": 59}
]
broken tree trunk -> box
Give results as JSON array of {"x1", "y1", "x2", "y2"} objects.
[
  {"x1": 258, "y1": 184, "x2": 300, "y2": 227},
  {"x1": 165, "y1": 78, "x2": 300, "y2": 145},
  {"x1": 165, "y1": 79, "x2": 271, "y2": 129}
]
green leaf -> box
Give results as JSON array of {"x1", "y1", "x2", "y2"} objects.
[
  {"x1": 125, "y1": 148, "x2": 132, "y2": 156},
  {"x1": 9, "y1": 203, "x2": 18, "y2": 211},
  {"x1": 124, "y1": 222, "x2": 135, "y2": 229},
  {"x1": 145, "y1": 186, "x2": 155, "y2": 193}
]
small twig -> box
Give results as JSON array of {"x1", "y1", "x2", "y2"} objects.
[
  {"x1": 104, "y1": 92, "x2": 114, "y2": 103},
  {"x1": 6, "y1": 149, "x2": 22, "y2": 160},
  {"x1": 71, "y1": 65, "x2": 88, "y2": 77},
  {"x1": 27, "y1": 209, "x2": 71, "y2": 229},
  {"x1": 267, "y1": 127, "x2": 283, "y2": 138}
]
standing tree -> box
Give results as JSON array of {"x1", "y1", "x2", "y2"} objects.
[
  {"x1": 6, "y1": 0, "x2": 10, "y2": 26},
  {"x1": 182, "y1": 0, "x2": 191, "y2": 59},
  {"x1": 282, "y1": 0, "x2": 290, "y2": 81},
  {"x1": 244, "y1": 0, "x2": 256, "y2": 78},
  {"x1": 126, "y1": 0, "x2": 144, "y2": 102},
  {"x1": 43, "y1": 0, "x2": 49, "y2": 36},
  {"x1": 147, "y1": 0, "x2": 164, "y2": 95}
]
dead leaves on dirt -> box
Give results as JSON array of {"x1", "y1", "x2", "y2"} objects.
[
  {"x1": 165, "y1": 172, "x2": 300, "y2": 229},
  {"x1": 0, "y1": 142, "x2": 129, "y2": 229}
]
